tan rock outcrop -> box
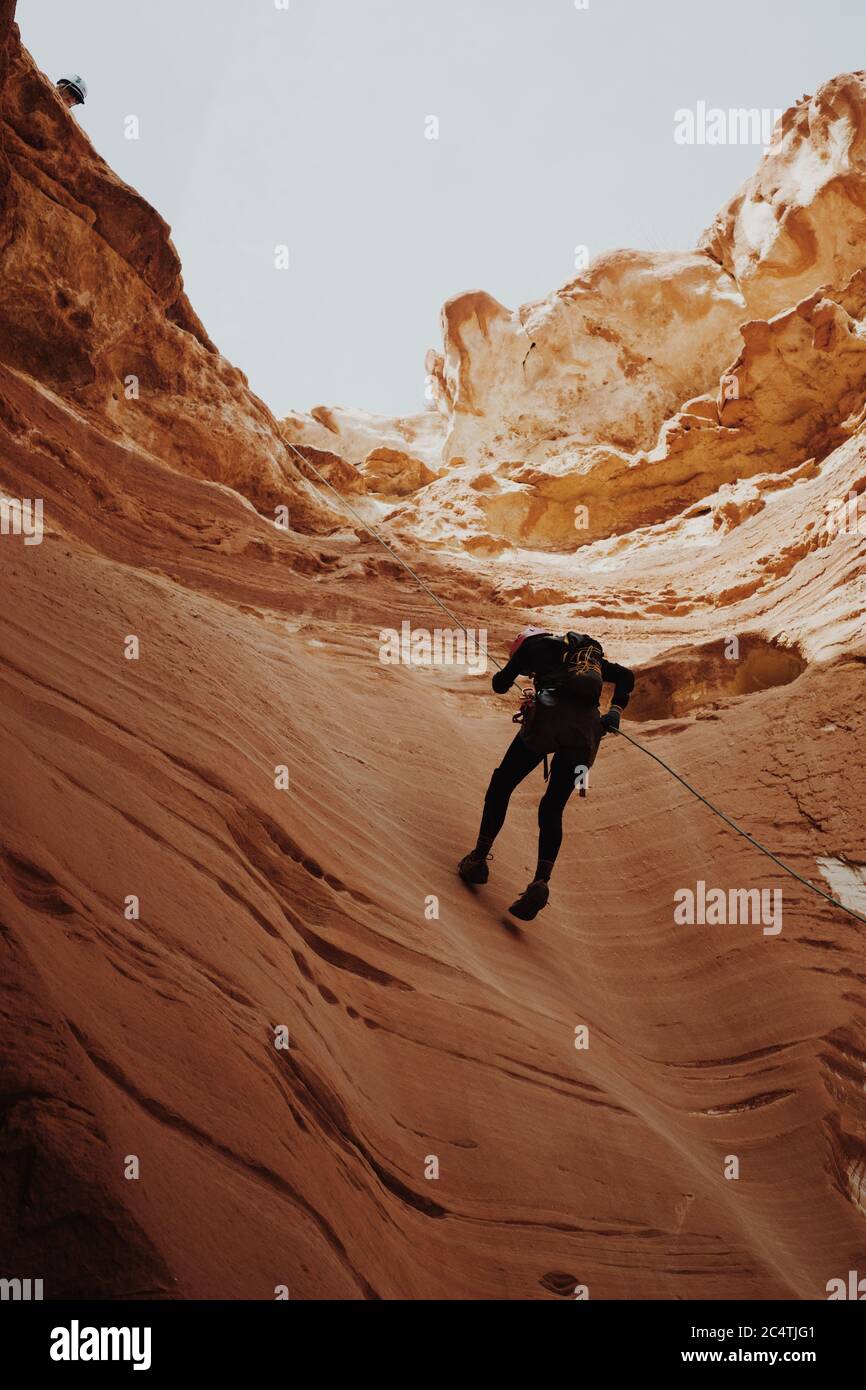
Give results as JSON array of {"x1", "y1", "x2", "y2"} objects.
[
  {"x1": 391, "y1": 270, "x2": 866, "y2": 552},
  {"x1": 425, "y1": 254, "x2": 747, "y2": 471},
  {"x1": 701, "y1": 72, "x2": 866, "y2": 320},
  {"x1": 358, "y1": 446, "x2": 440, "y2": 497},
  {"x1": 282, "y1": 403, "x2": 445, "y2": 471}
]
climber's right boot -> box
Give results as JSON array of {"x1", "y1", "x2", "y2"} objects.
[{"x1": 508, "y1": 878, "x2": 550, "y2": 921}]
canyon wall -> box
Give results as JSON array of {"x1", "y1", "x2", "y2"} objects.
[{"x1": 1, "y1": 2, "x2": 865, "y2": 1301}]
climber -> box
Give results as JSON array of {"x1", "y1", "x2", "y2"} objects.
[
  {"x1": 56, "y1": 74, "x2": 87, "y2": 108},
  {"x1": 458, "y1": 627, "x2": 635, "y2": 921}
]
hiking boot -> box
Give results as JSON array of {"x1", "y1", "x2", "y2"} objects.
[
  {"x1": 508, "y1": 878, "x2": 550, "y2": 921},
  {"x1": 458, "y1": 852, "x2": 490, "y2": 885}
]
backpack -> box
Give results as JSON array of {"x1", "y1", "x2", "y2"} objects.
[
  {"x1": 525, "y1": 632, "x2": 604, "y2": 706},
  {"x1": 558, "y1": 632, "x2": 605, "y2": 705},
  {"x1": 512, "y1": 633, "x2": 605, "y2": 763}
]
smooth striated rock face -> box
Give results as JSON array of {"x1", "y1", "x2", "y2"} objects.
[{"x1": 1, "y1": 0, "x2": 865, "y2": 1303}]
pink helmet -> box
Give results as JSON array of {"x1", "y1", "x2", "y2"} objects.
[{"x1": 508, "y1": 625, "x2": 552, "y2": 658}]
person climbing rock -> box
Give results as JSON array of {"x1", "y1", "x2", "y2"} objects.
[
  {"x1": 458, "y1": 627, "x2": 635, "y2": 921},
  {"x1": 56, "y1": 74, "x2": 87, "y2": 109}
]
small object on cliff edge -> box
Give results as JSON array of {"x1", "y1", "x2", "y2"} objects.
[{"x1": 57, "y1": 73, "x2": 87, "y2": 107}]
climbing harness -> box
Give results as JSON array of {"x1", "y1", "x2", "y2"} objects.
[
  {"x1": 512, "y1": 686, "x2": 538, "y2": 729},
  {"x1": 512, "y1": 687, "x2": 549, "y2": 783},
  {"x1": 286, "y1": 439, "x2": 866, "y2": 928}
]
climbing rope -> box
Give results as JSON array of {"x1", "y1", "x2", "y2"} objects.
[
  {"x1": 617, "y1": 730, "x2": 866, "y2": 927},
  {"x1": 288, "y1": 439, "x2": 866, "y2": 928}
]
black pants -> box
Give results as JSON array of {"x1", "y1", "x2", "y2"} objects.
[{"x1": 477, "y1": 734, "x2": 584, "y2": 869}]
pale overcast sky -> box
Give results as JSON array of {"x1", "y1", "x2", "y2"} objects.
[{"x1": 16, "y1": 0, "x2": 866, "y2": 417}]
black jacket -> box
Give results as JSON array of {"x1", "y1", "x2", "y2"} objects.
[{"x1": 492, "y1": 632, "x2": 635, "y2": 710}]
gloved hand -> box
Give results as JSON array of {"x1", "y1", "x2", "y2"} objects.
[
  {"x1": 492, "y1": 670, "x2": 513, "y2": 694},
  {"x1": 601, "y1": 707, "x2": 621, "y2": 736}
]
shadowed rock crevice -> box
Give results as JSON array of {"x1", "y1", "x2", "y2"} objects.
[{"x1": 627, "y1": 637, "x2": 807, "y2": 721}]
